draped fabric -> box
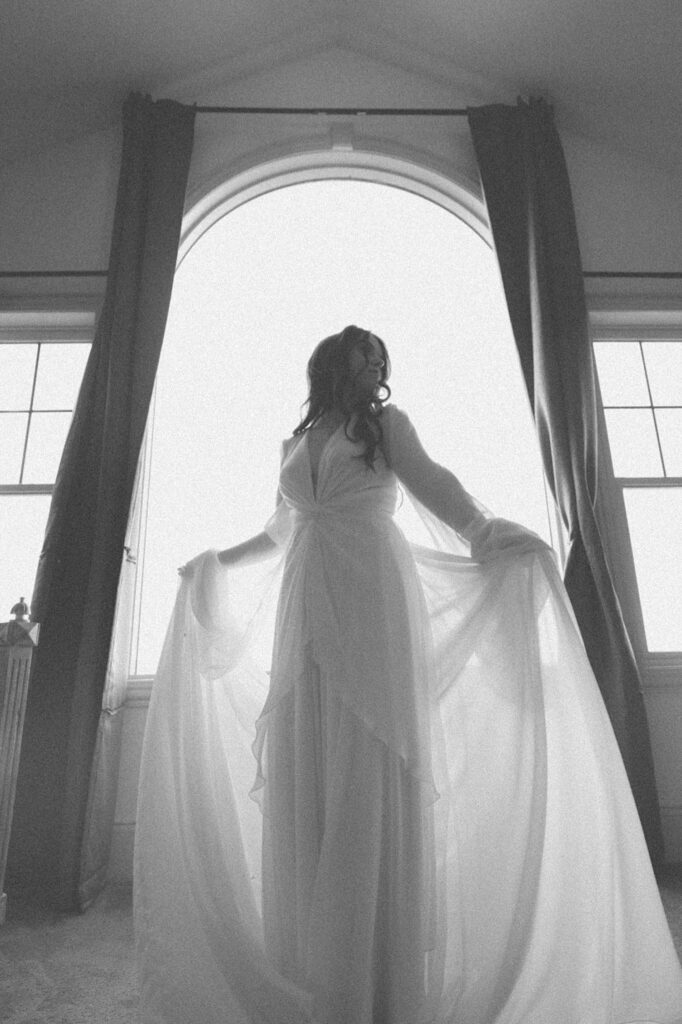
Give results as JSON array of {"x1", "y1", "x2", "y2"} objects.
[
  {"x1": 79, "y1": 456, "x2": 147, "y2": 907},
  {"x1": 135, "y1": 405, "x2": 682, "y2": 1024},
  {"x1": 467, "y1": 98, "x2": 664, "y2": 861},
  {"x1": 8, "y1": 93, "x2": 195, "y2": 912}
]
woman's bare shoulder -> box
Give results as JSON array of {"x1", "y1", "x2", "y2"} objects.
[
  {"x1": 380, "y1": 403, "x2": 411, "y2": 430},
  {"x1": 281, "y1": 433, "x2": 306, "y2": 457},
  {"x1": 379, "y1": 404, "x2": 406, "y2": 462}
]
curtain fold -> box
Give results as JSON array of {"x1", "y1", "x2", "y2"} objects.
[
  {"x1": 467, "y1": 98, "x2": 664, "y2": 862},
  {"x1": 8, "y1": 93, "x2": 195, "y2": 911}
]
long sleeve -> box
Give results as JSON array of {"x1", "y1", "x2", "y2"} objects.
[
  {"x1": 381, "y1": 405, "x2": 488, "y2": 538},
  {"x1": 382, "y1": 405, "x2": 552, "y2": 561}
]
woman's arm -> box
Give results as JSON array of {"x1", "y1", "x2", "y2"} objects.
[
  {"x1": 217, "y1": 530, "x2": 278, "y2": 567},
  {"x1": 382, "y1": 405, "x2": 550, "y2": 560},
  {"x1": 178, "y1": 530, "x2": 278, "y2": 576},
  {"x1": 382, "y1": 405, "x2": 488, "y2": 537},
  {"x1": 179, "y1": 441, "x2": 295, "y2": 577}
]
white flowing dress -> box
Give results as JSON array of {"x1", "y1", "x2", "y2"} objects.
[{"x1": 134, "y1": 405, "x2": 682, "y2": 1024}]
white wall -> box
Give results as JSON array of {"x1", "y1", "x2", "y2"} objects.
[
  {"x1": 0, "y1": 128, "x2": 119, "y2": 274},
  {"x1": 2, "y1": 44, "x2": 681, "y2": 878}
]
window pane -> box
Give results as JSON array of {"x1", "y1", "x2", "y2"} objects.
[
  {"x1": 22, "y1": 412, "x2": 72, "y2": 484},
  {"x1": 642, "y1": 342, "x2": 682, "y2": 406},
  {"x1": 593, "y1": 341, "x2": 649, "y2": 406},
  {"x1": 32, "y1": 343, "x2": 90, "y2": 410},
  {"x1": 0, "y1": 344, "x2": 37, "y2": 410},
  {"x1": 0, "y1": 412, "x2": 29, "y2": 483},
  {"x1": 0, "y1": 493, "x2": 52, "y2": 622},
  {"x1": 604, "y1": 408, "x2": 663, "y2": 477},
  {"x1": 623, "y1": 488, "x2": 682, "y2": 651},
  {"x1": 656, "y1": 409, "x2": 682, "y2": 476}
]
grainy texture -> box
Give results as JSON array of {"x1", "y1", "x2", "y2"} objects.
[
  {"x1": 1, "y1": 872, "x2": 681, "y2": 1023},
  {"x1": 0, "y1": 883, "x2": 137, "y2": 1024}
]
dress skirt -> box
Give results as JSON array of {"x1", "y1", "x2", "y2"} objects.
[
  {"x1": 261, "y1": 648, "x2": 434, "y2": 1024},
  {"x1": 134, "y1": 415, "x2": 682, "y2": 1023}
]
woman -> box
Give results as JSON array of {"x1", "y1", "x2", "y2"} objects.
[{"x1": 135, "y1": 326, "x2": 682, "y2": 1024}]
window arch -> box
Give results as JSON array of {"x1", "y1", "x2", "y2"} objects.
[
  {"x1": 180, "y1": 148, "x2": 491, "y2": 263},
  {"x1": 130, "y1": 161, "x2": 558, "y2": 676}
]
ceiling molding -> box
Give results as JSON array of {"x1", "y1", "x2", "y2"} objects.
[
  {"x1": 153, "y1": 13, "x2": 514, "y2": 109},
  {"x1": 153, "y1": 16, "x2": 347, "y2": 102}
]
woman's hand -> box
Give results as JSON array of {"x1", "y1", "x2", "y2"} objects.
[
  {"x1": 469, "y1": 517, "x2": 552, "y2": 562},
  {"x1": 178, "y1": 551, "x2": 211, "y2": 577}
]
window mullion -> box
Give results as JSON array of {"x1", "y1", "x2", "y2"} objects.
[
  {"x1": 638, "y1": 341, "x2": 668, "y2": 477},
  {"x1": 18, "y1": 343, "x2": 40, "y2": 484}
]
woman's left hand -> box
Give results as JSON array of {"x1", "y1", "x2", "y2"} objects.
[{"x1": 469, "y1": 517, "x2": 552, "y2": 562}]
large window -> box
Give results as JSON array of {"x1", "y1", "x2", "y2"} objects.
[
  {"x1": 592, "y1": 312, "x2": 682, "y2": 654},
  {"x1": 132, "y1": 180, "x2": 561, "y2": 676},
  {"x1": 0, "y1": 309, "x2": 93, "y2": 618}
]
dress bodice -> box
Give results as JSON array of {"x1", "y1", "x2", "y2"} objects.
[
  {"x1": 273, "y1": 422, "x2": 399, "y2": 540},
  {"x1": 265, "y1": 405, "x2": 490, "y2": 550}
]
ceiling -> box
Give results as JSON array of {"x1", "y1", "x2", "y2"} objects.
[{"x1": 3, "y1": 0, "x2": 681, "y2": 171}]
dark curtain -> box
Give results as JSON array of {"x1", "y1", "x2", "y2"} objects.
[
  {"x1": 8, "y1": 93, "x2": 195, "y2": 911},
  {"x1": 467, "y1": 98, "x2": 663, "y2": 861}
]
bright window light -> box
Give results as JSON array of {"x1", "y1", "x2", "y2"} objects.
[
  {"x1": 32, "y1": 343, "x2": 90, "y2": 409},
  {"x1": 593, "y1": 334, "x2": 682, "y2": 653},
  {"x1": 593, "y1": 341, "x2": 649, "y2": 406},
  {"x1": 603, "y1": 408, "x2": 663, "y2": 477},
  {"x1": 0, "y1": 494, "x2": 52, "y2": 620},
  {"x1": 623, "y1": 488, "x2": 682, "y2": 651},
  {"x1": 0, "y1": 336, "x2": 91, "y2": 620},
  {"x1": 643, "y1": 342, "x2": 682, "y2": 406},
  {"x1": 134, "y1": 181, "x2": 553, "y2": 675}
]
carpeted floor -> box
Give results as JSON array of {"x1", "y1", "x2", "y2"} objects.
[
  {"x1": 0, "y1": 883, "x2": 137, "y2": 1024},
  {"x1": 1, "y1": 869, "x2": 682, "y2": 1024}
]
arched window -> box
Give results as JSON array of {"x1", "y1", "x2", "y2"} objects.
[{"x1": 130, "y1": 178, "x2": 558, "y2": 676}]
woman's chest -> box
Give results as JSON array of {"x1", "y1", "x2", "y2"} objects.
[{"x1": 281, "y1": 430, "x2": 392, "y2": 500}]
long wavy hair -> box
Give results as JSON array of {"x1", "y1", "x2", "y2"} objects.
[{"x1": 293, "y1": 325, "x2": 391, "y2": 469}]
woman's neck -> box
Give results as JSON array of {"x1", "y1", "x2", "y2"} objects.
[{"x1": 317, "y1": 407, "x2": 347, "y2": 429}]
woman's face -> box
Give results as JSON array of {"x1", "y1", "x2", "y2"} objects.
[{"x1": 348, "y1": 334, "x2": 385, "y2": 399}]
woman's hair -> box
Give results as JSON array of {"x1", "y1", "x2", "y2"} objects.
[{"x1": 293, "y1": 325, "x2": 391, "y2": 468}]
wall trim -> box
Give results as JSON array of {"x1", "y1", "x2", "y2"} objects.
[
  {"x1": 160, "y1": 19, "x2": 511, "y2": 112},
  {"x1": 126, "y1": 676, "x2": 153, "y2": 706},
  {"x1": 641, "y1": 657, "x2": 682, "y2": 688}
]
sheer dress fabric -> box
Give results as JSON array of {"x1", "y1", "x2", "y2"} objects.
[{"x1": 134, "y1": 405, "x2": 682, "y2": 1024}]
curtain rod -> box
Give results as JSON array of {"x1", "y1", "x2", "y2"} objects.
[
  {"x1": 194, "y1": 106, "x2": 469, "y2": 116},
  {"x1": 583, "y1": 271, "x2": 682, "y2": 279},
  {"x1": 0, "y1": 271, "x2": 109, "y2": 278},
  {"x1": 2, "y1": 270, "x2": 682, "y2": 279}
]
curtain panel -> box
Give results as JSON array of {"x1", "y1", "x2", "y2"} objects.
[
  {"x1": 8, "y1": 94, "x2": 195, "y2": 911},
  {"x1": 467, "y1": 98, "x2": 663, "y2": 861}
]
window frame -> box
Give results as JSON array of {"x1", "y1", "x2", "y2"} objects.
[
  {"x1": 589, "y1": 300, "x2": 682, "y2": 679},
  {"x1": 0, "y1": 305, "x2": 97, "y2": 495},
  {"x1": 0, "y1": 294, "x2": 101, "y2": 617}
]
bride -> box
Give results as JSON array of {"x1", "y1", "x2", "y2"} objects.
[{"x1": 134, "y1": 325, "x2": 682, "y2": 1024}]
